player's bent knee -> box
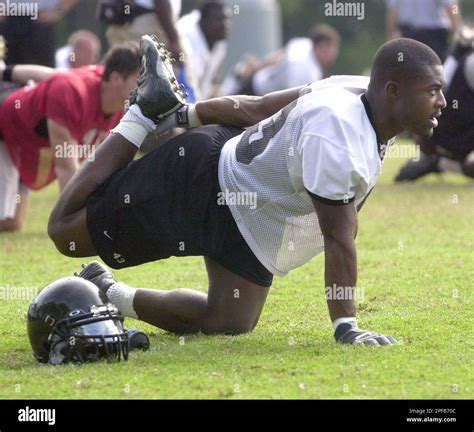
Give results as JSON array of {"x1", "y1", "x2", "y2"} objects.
[{"x1": 50, "y1": 236, "x2": 76, "y2": 257}]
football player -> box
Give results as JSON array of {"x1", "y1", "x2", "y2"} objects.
[
  {"x1": 48, "y1": 36, "x2": 446, "y2": 346},
  {"x1": 0, "y1": 43, "x2": 141, "y2": 232}
]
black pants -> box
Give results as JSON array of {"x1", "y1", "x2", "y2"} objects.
[{"x1": 1, "y1": 17, "x2": 56, "y2": 67}]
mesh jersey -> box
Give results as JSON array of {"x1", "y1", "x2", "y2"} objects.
[{"x1": 218, "y1": 75, "x2": 394, "y2": 276}]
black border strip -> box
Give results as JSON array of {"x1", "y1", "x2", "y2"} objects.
[{"x1": 0, "y1": 399, "x2": 472, "y2": 425}]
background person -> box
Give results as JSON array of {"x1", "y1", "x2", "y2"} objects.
[
  {"x1": 0, "y1": 0, "x2": 79, "y2": 67},
  {"x1": 178, "y1": 1, "x2": 231, "y2": 100},
  {"x1": 0, "y1": 43, "x2": 140, "y2": 232},
  {"x1": 220, "y1": 24, "x2": 340, "y2": 96},
  {"x1": 395, "y1": 26, "x2": 474, "y2": 181},
  {"x1": 386, "y1": 0, "x2": 463, "y2": 62},
  {"x1": 55, "y1": 29, "x2": 102, "y2": 70}
]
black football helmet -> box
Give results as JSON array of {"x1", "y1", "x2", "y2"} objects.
[{"x1": 27, "y1": 276, "x2": 129, "y2": 364}]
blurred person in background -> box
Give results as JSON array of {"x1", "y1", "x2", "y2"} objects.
[
  {"x1": 386, "y1": 0, "x2": 463, "y2": 62},
  {"x1": 395, "y1": 26, "x2": 474, "y2": 181},
  {"x1": 98, "y1": 0, "x2": 195, "y2": 102},
  {"x1": 55, "y1": 30, "x2": 102, "y2": 70},
  {"x1": 220, "y1": 24, "x2": 340, "y2": 96},
  {"x1": 0, "y1": 0, "x2": 78, "y2": 67},
  {"x1": 0, "y1": 43, "x2": 140, "y2": 232},
  {"x1": 101, "y1": 0, "x2": 182, "y2": 58},
  {"x1": 178, "y1": 0, "x2": 231, "y2": 100}
]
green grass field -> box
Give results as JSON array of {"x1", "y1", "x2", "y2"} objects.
[{"x1": 0, "y1": 141, "x2": 472, "y2": 399}]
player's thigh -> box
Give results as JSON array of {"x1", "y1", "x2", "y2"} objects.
[{"x1": 204, "y1": 257, "x2": 270, "y2": 332}]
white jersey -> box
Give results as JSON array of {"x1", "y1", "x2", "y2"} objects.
[
  {"x1": 178, "y1": 10, "x2": 227, "y2": 100},
  {"x1": 252, "y1": 38, "x2": 323, "y2": 96},
  {"x1": 218, "y1": 75, "x2": 394, "y2": 276}
]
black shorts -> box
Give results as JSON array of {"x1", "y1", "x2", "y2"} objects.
[{"x1": 86, "y1": 126, "x2": 273, "y2": 287}]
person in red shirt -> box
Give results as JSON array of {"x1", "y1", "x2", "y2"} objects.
[{"x1": 0, "y1": 43, "x2": 141, "y2": 232}]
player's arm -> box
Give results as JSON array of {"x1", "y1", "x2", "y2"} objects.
[
  {"x1": 311, "y1": 197, "x2": 396, "y2": 346},
  {"x1": 312, "y1": 199, "x2": 358, "y2": 322},
  {"x1": 386, "y1": 6, "x2": 401, "y2": 40},
  {"x1": 48, "y1": 118, "x2": 80, "y2": 191},
  {"x1": 150, "y1": 86, "x2": 306, "y2": 134},
  {"x1": 154, "y1": 0, "x2": 183, "y2": 62},
  {"x1": 444, "y1": 3, "x2": 462, "y2": 31},
  {"x1": 0, "y1": 64, "x2": 55, "y2": 84},
  {"x1": 196, "y1": 86, "x2": 305, "y2": 127}
]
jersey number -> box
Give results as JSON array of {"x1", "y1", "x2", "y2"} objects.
[{"x1": 235, "y1": 99, "x2": 297, "y2": 164}]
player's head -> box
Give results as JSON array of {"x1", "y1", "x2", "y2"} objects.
[
  {"x1": 368, "y1": 38, "x2": 446, "y2": 138},
  {"x1": 309, "y1": 24, "x2": 340, "y2": 69},
  {"x1": 68, "y1": 30, "x2": 101, "y2": 68},
  {"x1": 102, "y1": 42, "x2": 141, "y2": 104},
  {"x1": 199, "y1": 0, "x2": 232, "y2": 42}
]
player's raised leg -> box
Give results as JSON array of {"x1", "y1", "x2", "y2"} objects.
[{"x1": 48, "y1": 35, "x2": 185, "y2": 255}]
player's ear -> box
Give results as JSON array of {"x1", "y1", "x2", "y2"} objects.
[
  {"x1": 107, "y1": 71, "x2": 123, "y2": 85},
  {"x1": 385, "y1": 81, "x2": 400, "y2": 99}
]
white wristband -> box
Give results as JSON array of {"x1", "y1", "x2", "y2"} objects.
[
  {"x1": 333, "y1": 317, "x2": 357, "y2": 330},
  {"x1": 187, "y1": 104, "x2": 202, "y2": 128}
]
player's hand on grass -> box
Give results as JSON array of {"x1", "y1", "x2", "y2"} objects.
[{"x1": 335, "y1": 323, "x2": 397, "y2": 346}]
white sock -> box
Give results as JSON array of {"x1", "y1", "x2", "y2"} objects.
[
  {"x1": 111, "y1": 105, "x2": 156, "y2": 148},
  {"x1": 107, "y1": 282, "x2": 138, "y2": 319},
  {"x1": 333, "y1": 317, "x2": 357, "y2": 330},
  {"x1": 438, "y1": 157, "x2": 463, "y2": 174}
]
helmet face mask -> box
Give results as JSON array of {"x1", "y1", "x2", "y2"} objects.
[
  {"x1": 28, "y1": 277, "x2": 129, "y2": 365},
  {"x1": 48, "y1": 304, "x2": 129, "y2": 364}
]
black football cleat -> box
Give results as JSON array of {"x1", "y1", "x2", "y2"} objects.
[
  {"x1": 76, "y1": 261, "x2": 116, "y2": 302},
  {"x1": 129, "y1": 34, "x2": 187, "y2": 123},
  {"x1": 126, "y1": 328, "x2": 150, "y2": 351},
  {"x1": 395, "y1": 154, "x2": 441, "y2": 182}
]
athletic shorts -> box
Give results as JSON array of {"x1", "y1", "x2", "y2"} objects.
[{"x1": 86, "y1": 126, "x2": 274, "y2": 287}]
